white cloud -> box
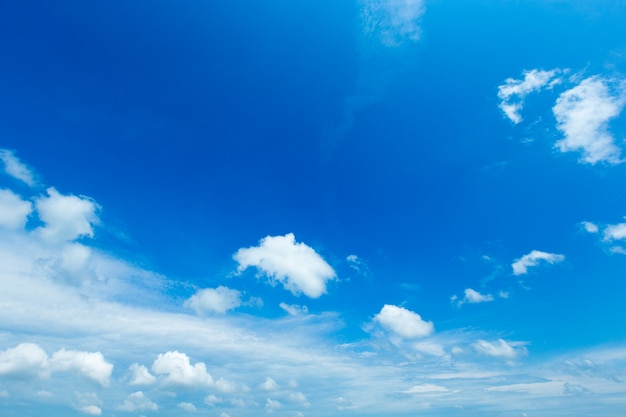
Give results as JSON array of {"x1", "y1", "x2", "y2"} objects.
[
  {"x1": 453, "y1": 288, "x2": 494, "y2": 307},
  {"x1": 215, "y1": 377, "x2": 238, "y2": 394},
  {"x1": 498, "y1": 69, "x2": 561, "y2": 124},
  {"x1": 374, "y1": 304, "x2": 434, "y2": 338},
  {"x1": 151, "y1": 351, "x2": 213, "y2": 388},
  {"x1": 473, "y1": 339, "x2": 527, "y2": 359},
  {"x1": 413, "y1": 341, "x2": 445, "y2": 356},
  {"x1": 0, "y1": 343, "x2": 49, "y2": 379},
  {"x1": 118, "y1": 391, "x2": 158, "y2": 412},
  {"x1": 279, "y1": 302, "x2": 308, "y2": 316},
  {"x1": 0, "y1": 189, "x2": 32, "y2": 229},
  {"x1": 265, "y1": 398, "x2": 282, "y2": 412},
  {"x1": 184, "y1": 286, "x2": 243, "y2": 315},
  {"x1": 581, "y1": 221, "x2": 599, "y2": 233},
  {"x1": 553, "y1": 76, "x2": 626, "y2": 164},
  {"x1": 404, "y1": 384, "x2": 449, "y2": 394},
  {"x1": 34, "y1": 188, "x2": 100, "y2": 243},
  {"x1": 0, "y1": 149, "x2": 36, "y2": 186},
  {"x1": 360, "y1": 0, "x2": 425, "y2": 47},
  {"x1": 260, "y1": 377, "x2": 279, "y2": 391},
  {"x1": 603, "y1": 222, "x2": 626, "y2": 241},
  {"x1": 205, "y1": 394, "x2": 223, "y2": 405},
  {"x1": 512, "y1": 250, "x2": 565, "y2": 275},
  {"x1": 49, "y1": 349, "x2": 113, "y2": 387},
  {"x1": 178, "y1": 402, "x2": 197, "y2": 412},
  {"x1": 128, "y1": 363, "x2": 157, "y2": 386},
  {"x1": 233, "y1": 233, "x2": 336, "y2": 298},
  {"x1": 77, "y1": 405, "x2": 102, "y2": 416}
]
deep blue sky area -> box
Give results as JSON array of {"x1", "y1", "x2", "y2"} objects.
[{"x1": 1, "y1": 1, "x2": 626, "y2": 416}]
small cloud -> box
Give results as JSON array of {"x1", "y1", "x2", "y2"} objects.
[
  {"x1": 453, "y1": 288, "x2": 494, "y2": 307},
  {"x1": 553, "y1": 76, "x2": 626, "y2": 164},
  {"x1": 77, "y1": 405, "x2": 102, "y2": 416},
  {"x1": 346, "y1": 254, "x2": 370, "y2": 276},
  {"x1": 265, "y1": 398, "x2": 282, "y2": 412},
  {"x1": 0, "y1": 148, "x2": 37, "y2": 186},
  {"x1": 581, "y1": 221, "x2": 599, "y2": 233},
  {"x1": 151, "y1": 351, "x2": 213, "y2": 388},
  {"x1": 473, "y1": 339, "x2": 527, "y2": 359},
  {"x1": 512, "y1": 250, "x2": 565, "y2": 275},
  {"x1": 260, "y1": 377, "x2": 279, "y2": 391},
  {"x1": 178, "y1": 402, "x2": 197, "y2": 412},
  {"x1": 233, "y1": 233, "x2": 336, "y2": 298},
  {"x1": 403, "y1": 384, "x2": 448, "y2": 394},
  {"x1": 360, "y1": 0, "x2": 425, "y2": 47},
  {"x1": 118, "y1": 391, "x2": 158, "y2": 412},
  {"x1": 184, "y1": 286, "x2": 243, "y2": 315},
  {"x1": 373, "y1": 304, "x2": 434, "y2": 339},
  {"x1": 204, "y1": 394, "x2": 222, "y2": 406},
  {"x1": 128, "y1": 364, "x2": 156, "y2": 386},
  {"x1": 279, "y1": 302, "x2": 308, "y2": 316},
  {"x1": 498, "y1": 69, "x2": 562, "y2": 124}
]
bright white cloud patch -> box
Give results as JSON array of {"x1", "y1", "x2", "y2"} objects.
[
  {"x1": 512, "y1": 250, "x2": 565, "y2": 275},
  {"x1": 151, "y1": 351, "x2": 213, "y2": 388},
  {"x1": 233, "y1": 233, "x2": 336, "y2": 298},
  {"x1": 49, "y1": 349, "x2": 113, "y2": 386},
  {"x1": 498, "y1": 69, "x2": 561, "y2": 124},
  {"x1": 78, "y1": 405, "x2": 102, "y2": 415},
  {"x1": 374, "y1": 304, "x2": 434, "y2": 338},
  {"x1": 35, "y1": 187, "x2": 99, "y2": 243},
  {"x1": 473, "y1": 339, "x2": 527, "y2": 359},
  {"x1": 453, "y1": 288, "x2": 494, "y2": 307},
  {"x1": 0, "y1": 189, "x2": 32, "y2": 229},
  {"x1": 0, "y1": 343, "x2": 49, "y2": 378},
  {"x1": 603, "y1": 222, "x2": 626, "y2": 241},
  {"x1": 0, "y1": 149, "x2": 36, "y2": 186},
  {"x1": 553, "y1": 76, "x2": 626, "y2": 164},
  {"x1": 184, "y1": 286, "x2": 243, "y2": 315},
  {"x1": 360, "y1": 0, "x2": 425, "y2": 46},
  {"x1": 118, "y1": 391, "x2": 158, "y2": 412},
  {"x1": 129, "y1": 363, "x2": 157, "y2": 386}
]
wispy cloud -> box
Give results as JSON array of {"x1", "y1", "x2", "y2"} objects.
[
  {"x1": 0, "y1": 149, "x2": 37, "y2": 186},
  {"x1": 497, "y1": 69, "x2": 562, "y2": 124},
  {"x1": 360, "y1": 0, "x2": 425, "y2": 47},
  {"x1": 452, "y1": 288, "x2": 494, "y2": 307},
  {"x1": 512, "y1": 250, "x2": 565, "y2": 275}
]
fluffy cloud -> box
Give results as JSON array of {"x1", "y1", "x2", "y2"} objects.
[
  {"x1": 603, "y1": 222, "x2": 626, "y2": 241},
  {"x1": 184, "y1": 286, "x2": 243, "y2": 315},
  {"x1": 0, "y1": 149, "x2": 36, "y2": 186},
  {"x1": 49, "y1": 349, "x2": 113, "y2": 386},
  {"x1": 581, "y1": 221, "x2": 599, "y2": 234},
  {"x1": 452, "y1": 288, "x2": 494, "y2": 307},
  {"x1": 118, "y1": 391, "x2": 158, "y2": 412},
  {"x1": 265, "y1": 398, "x2": 282, "y2": 411},
  {"x1": 553, "y1": 76, "x2": 626, "y2": 164},
  {"x1": 151, "y1": 351, "x2": 213, "y2": 388},
  {"x1": 0, "y1": 343, "x2": 49, "y2": 379},
  {"x1": 128, "y1": 363, "x2": 157, "y2": 386},
  {"x1": 511, "y1": 250, "x2": 565, "y2": 275},
  {"x1": 260, "y1": 377, "x2": 279, "y2": 391},
  {"x1": 77, "y1": 405, "x2": 102, "y2": 415},
  {"x1": 360, "y1": 0, "x2": 425, "y2": 46},
  {"x1": 178, "y1": 402, "x2": 197, "y2": 412},
  {"x1": 498, "y1": 69, "x2": 561, "y2": 124},
  {"x1": 473, "y1": 339, "x2": 527, "y2": 359},
  {"x1": 34, "y1": 188, "x2": 100, "y2": 243},
  {"x1": 374, "y1": 304, "x2": 434, "y2": 338},
  {"x1": 233, "y1": 233, "x2": 336, "y2": 298},
  {"x1": 0, "y1": 189, "x2": 32, "y2": 229}
]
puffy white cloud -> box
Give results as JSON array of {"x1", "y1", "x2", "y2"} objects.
[
  {"x1": 279, "y1": 302, "x2": 308, "y2": 316},
  {"x1": 265, "y1": 398, "x2": 282, "y2": 411},
  {"x1": 361, "y1": 0, "x2": 425, "y2": 46},
  {"x1": 581, "y1": 221, "x2": 599, "y2": 233},
  {"x1": 453, "y1": 288, "x2": 494, "y2": 307},
  {"x1": 512, "y1": 250, "x2": 565, "y2": 275},
  {"x1": 184, "y1": 286, "x2": 242, "y2": 315},
  {"x1": 233, "y1": 233, "x2": 336, "y2": 298},
  {"x1": 603, "y1": 222, "x2": 626, "y2": 241},
  {"x1": 498, "y1": 69, "x2": 561, "y2": 124},
  {"x1": 260, "y1": 377, "x2": 279, "y2": 391},
  {"x1": 374, "y1": 304, "x2": 434, "y2": 338},
  {"x1": 49, "y1": 349, "x2": 113, "y2": 387},
  {"x1": 178, "y1": 402, "x2": 197, "y2": 412},
  {"x1": 215, "y1": 377, "x2": 238, "y2": 394},
  {"x1": 34, "y1": 188, "x2": 99, "y2": 243},
  {"x1": 0, "y1": 149, "x2": 36, "y2": 186},
  {"x1": 128, "y1": 363, "x2": 156, "y2": 386},
  {"x1": 77, "y1": 405, "x2": 102, "y2": 415},
  {"x1": 553, "y1": 76, "x2": 626, "y2": 164},
  {"x1": 0, "y1": 343, "x2": 49, "y2": 378},
  {"x1": 0, "y1": 189, "x2": 32, "y2": 229},
  {"x1": 118, "y1": 391, "x2": 158, "y2": 412},
  {"x1": 151, "y1": 351, "x2": 213, "y2": 388},
  {"x1": 473, "y1": 339, "x2": 527, "y2": 359}
]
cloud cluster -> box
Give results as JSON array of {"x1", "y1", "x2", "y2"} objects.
[
  {"x1": 511, "y1": 250, "x2": 565, "y2": 275},
  {"x1": 233, "y1": 233, "x2": 336, "y2": 298}
]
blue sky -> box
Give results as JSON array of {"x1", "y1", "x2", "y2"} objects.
[{"x1": 1, "y1": 1, "x2": 626, "y2": 416}]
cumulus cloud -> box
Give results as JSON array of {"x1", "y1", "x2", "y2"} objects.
[
  {"x1": 118, "y1": 391, "x2": 158, "y2": 412},
  {"x1": 360, "y1": 0, "x2": 425, "y2": 47},
  {"x1": 279, "y1": 302, "x2": 308, "y2": 316},
  {"x1": 473, "y1": 339, "x2": 527, "y2": 359},
  {"x1": 511, "y1": 250, "x2": 565, "y2": 275},
  {"x1": 49, "y1": 349, "x2": 113, "y2": 386},
  {"x1": 452, "y1": 288, "x2": 494, "y2": 307},
  {"x1": 498, "y1": 69, "x2": 561, "y2": 124},
  {"x1": 553, "y1": 76, "x2": 626, "y2": 164},
  {"x1": 265, "y1": 398, "x2": 282, "y2": 412},
  {"x1": 184, "y1": 286, "x2": 243, "y2": 315},
  {"x1": 260, "y1": 377, "x2": 279, "y2": 391},
  {"x1": 77, "y1": 405, "x2": 102, "y2": 415},
  {"x1": 151, "y1": 351, "x2": 213, "y2": 388},
  {"x1": 374, "y1": 304, "x2": 434, "y2": 338},
  {"x1": 34, "y1": 188, "x2": 100, "y2": 243},
  {"x1": 603, "y1": 222, "x2": 626, "y2": 241},
  {"x1": 0, "y1": 149, "x2": 36, "y2": 186},
  {"x1": 233, "y1": 233, "x2": 336, "y2": 298},
  {"x1": 0, "y1": 189, "x2": 32, "y2": 229},
  {"x1": 178, "y1": 402, "x2": 197, "y2": 412},
  {"x1": 0, "y1": 343, "x2": 49, "y2": 379},
  {"x1": 128, "y1": 363, "x2": 157, "y2": 386}
]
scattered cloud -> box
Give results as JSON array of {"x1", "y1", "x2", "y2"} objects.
[
  {"x1": 511, "y1": 250, "x2": 565, "y2": 275},
  {"x1": 118, "y1": 391, "x2": 158, "y2": 412},
  {"x1": 77, "y1": 405, "x2": 102, "y2": 415},
  {"x1": 49, "y1": 349, "x2": 113, "y2": 386},
  {"x1": 581, "y1": 221, "x2": 599, "y2": 233},
  {"x1": 279, "y1": 302, "x2": 308, "y2": 316},
  {"x1": 373, "y1": 304, "x2": 434, "y2": 338},
  {"x1": 553, "y1": 76, "x2": 626, "y2": 164},
  {"x1": 360, "y1": 0, "x2": 425, "y2": 47},
  {"x1": 473, "y1": 339, "x2": 527, "y2": 359},
  {"x1": 452, "y1": 288, "x2": 494, "y2": 307},
  {"x1": 233, "y1": 233, "x2": 336, "y2": 298},
  {"x1": 151, "y1": 351, "x2": 213, "y2": 388},
  {"x1": 128, "y1": 363, "x2": 157, "y2": 386},
  {"x1": 346, "y1": 254, "x2": 370, "y2": 276},
  {"x1": 184, "y1": 286, "x2": 243, "y2": 315},
  {"x1": 0, "y1": 149, "x2": 37, "y2": 186},
  {"x1": 498, "y1": 69, "x2": 562, "y2": 124},
  {"x1": 178, "y1": 402, "x2": 197, "y2": 412},
  {"x1": 0, "y1": 343, "x2": 49, "y2": 379},
  {"x1": 265, "y1": 398, "x2": 282, "y2": 412},
  {"x1": 260, "y1": 378, "x2": 279, "y2": 391},
  {"x1": 603, "y1": 222, "x2": 626, "y2": 241}
]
